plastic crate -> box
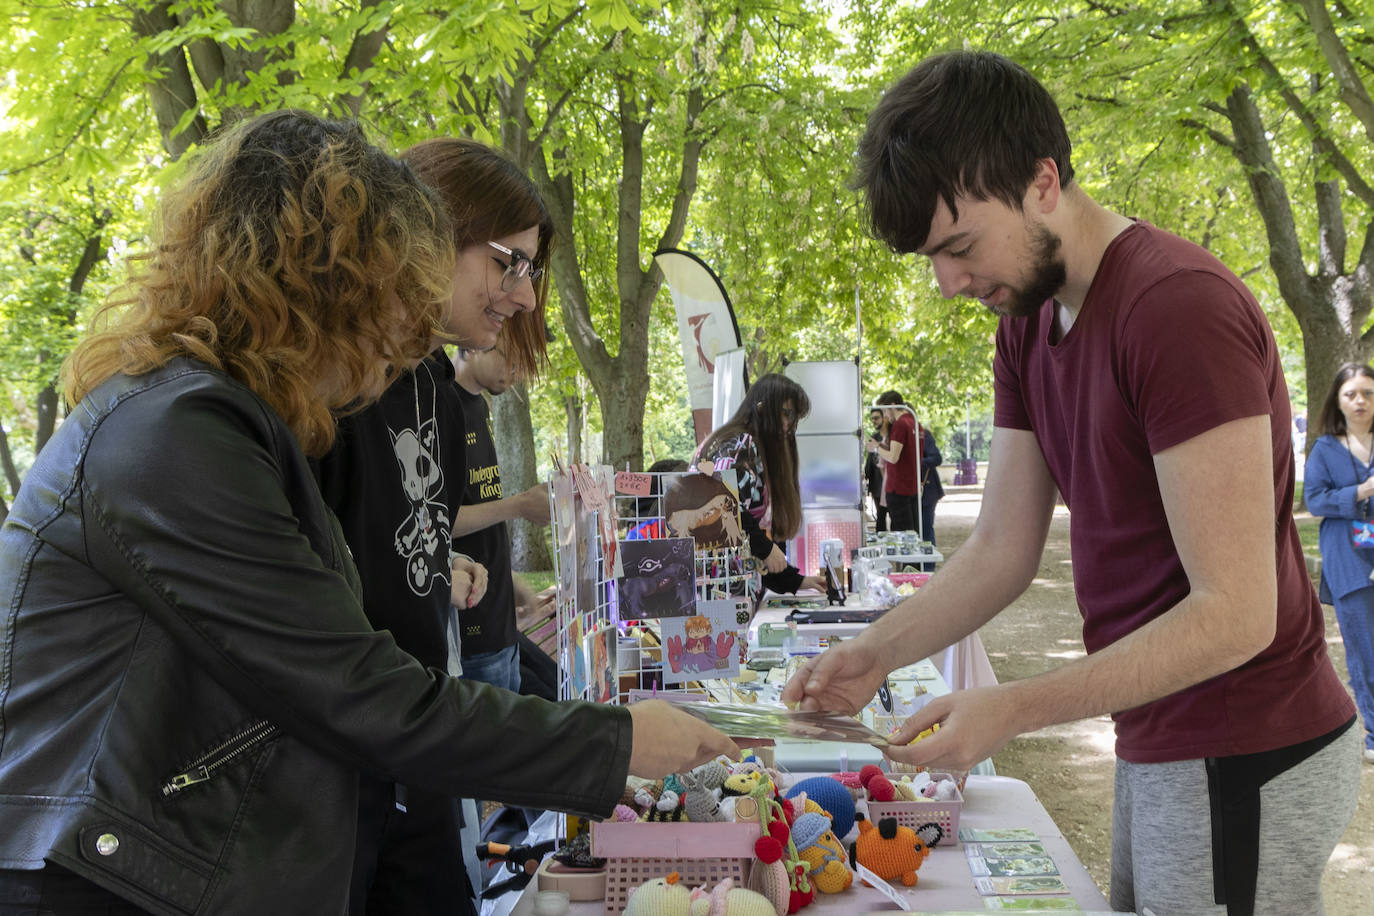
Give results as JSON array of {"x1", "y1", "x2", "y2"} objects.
[
  {"x1": 591, "y1": 821, "x2": 760, "y2": 914},
  {"x1": 864, "y1": 774, "x2": 963, "y2": 845}
]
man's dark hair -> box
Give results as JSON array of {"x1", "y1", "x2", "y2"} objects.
[
  {"x1": 854, "y1": 50, "x2": 1074, "y2": 253},
  {"x1": 876, "y1": 390, "x2": 906, "y2": 407}
]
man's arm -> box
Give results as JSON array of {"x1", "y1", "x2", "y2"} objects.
[
  {"x1": 783, "y1": 426, "x2": 1057, "y2": 713},
  {"x1": 451, "y1": 482, "x2": 550, "y2": 537},
  {"x1": 885, "y1": 414, "x2": 1278, "y2": 771},
  {"x1": 874, "y1": 439, "x2": 904, "y2": 464}
]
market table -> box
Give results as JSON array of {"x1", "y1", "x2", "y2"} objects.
[{"x1": 506, "y1": 774, "x2": 1111, "y2": 914}]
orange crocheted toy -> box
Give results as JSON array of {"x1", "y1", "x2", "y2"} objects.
[{"x1": 850, "y1": 814, "x2": 929, "y2": 887}]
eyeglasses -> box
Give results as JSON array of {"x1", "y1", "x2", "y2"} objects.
[{"x1": 487, "y1": 241, "x2": 544, "y2": 292}]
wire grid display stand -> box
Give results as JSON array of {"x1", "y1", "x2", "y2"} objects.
[{"x1": 548, "y1": 466, "x2": 759, "y2": 707}]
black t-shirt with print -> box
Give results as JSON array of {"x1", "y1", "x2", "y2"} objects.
[
  {"x1": 312, "y1": 349, "x2": 466, "y2": 673},
  {"x1": 452, "y1": 384, "x2": 517, "y2": 656}
]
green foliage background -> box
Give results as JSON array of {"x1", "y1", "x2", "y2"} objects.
[{"x1": 3, "y1": 0, "x2": 1365, "y2": 511}]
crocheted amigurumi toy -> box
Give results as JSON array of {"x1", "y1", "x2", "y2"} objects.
[
  {"x1": 681, "y1": 770, "x2": 725, "y2": 823},
  {"x1": 789, "y1": 812, "x2": 853, "y2": 894},
  {"x1": 749, "y1": 783, "x2": 814, "y2": 913},
  {"x1": 646, "y1": 788, "x2": 687, "y2": 822},
  {"x1": 722, "y1": 770, "x2": 768, "y2": 798},
  {"x1": 850, "y1": 814, "x2": 929, "y2": 887},
  {"x1": 858, "y1": 764, "x2": 896, "y2": 803},
  {"x1": 694, "y1": 759, "x2": 731, "y2": 792},
  {"x1": 623, "y1": 873, "x2": 775, "y2": 916},
  {"x1": 784, "y1": 777, "x2": 856, "y2": 840}
]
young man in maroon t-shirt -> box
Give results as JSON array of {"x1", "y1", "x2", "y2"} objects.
[
  {"x1": 873, "y1": 390, "x2": 921, "y2": 532},
  {"x1": 785, "y1": 51, "x2": 1359, "y2": 916}
]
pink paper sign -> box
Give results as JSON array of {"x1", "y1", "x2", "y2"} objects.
[{"x1": 615, "y1": 472, "x2": 653, "y2": 496}]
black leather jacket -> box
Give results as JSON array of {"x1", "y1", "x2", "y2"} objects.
[{"x1": 0, "y1": 361, "x2": 632, "y2": 914}]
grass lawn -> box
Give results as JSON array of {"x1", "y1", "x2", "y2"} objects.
[
  {"x1": 1293, "y1": 482, "x2": 1324, "y2": 559},
  {"x1": 515, "y1": 569, "x2": 555, "y2": 593},
  {"x1": 1296, "y1": 514, "x2": 1321, "y2": 557}
]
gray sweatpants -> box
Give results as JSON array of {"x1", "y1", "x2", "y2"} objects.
[{"x1": 1110, "y1": 721, "x2": 1360, "y2": 916}]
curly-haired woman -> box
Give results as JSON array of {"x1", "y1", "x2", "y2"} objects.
[{"x1": 0, "y1": 110, "x2": 734, "y2": 915}]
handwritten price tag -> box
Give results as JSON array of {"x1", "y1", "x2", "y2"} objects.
[{"x1": 614, "y1": 472, "x2": 652, "y2": 496}]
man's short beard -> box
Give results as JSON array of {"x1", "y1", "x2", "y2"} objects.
[{"x1": 997, "y1": 224, "x2": 1067, "y2": 319}]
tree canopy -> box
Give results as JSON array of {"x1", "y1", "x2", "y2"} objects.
[{"x1": 1, "y1": 0, "x2": 1369, "y2": 521}]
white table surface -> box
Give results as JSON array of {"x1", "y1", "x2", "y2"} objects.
[{"x1": 507, "y1": 774, "x2": 1111, "y2": 914}]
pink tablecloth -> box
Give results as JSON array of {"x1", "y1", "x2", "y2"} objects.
[{"x1": 512, "y1": 774, "x2": 1111, "y2": 914}]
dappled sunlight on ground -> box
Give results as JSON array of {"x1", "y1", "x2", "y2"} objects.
[
  {"x1": 1032, "y1": 717, "x2": 1118, "y2": 759},
  {"x1": 1327, "y1": 841, "x2": 1372, "y2": 870}
]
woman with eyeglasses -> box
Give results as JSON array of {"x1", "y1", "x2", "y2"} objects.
[
  {"x1": 696, "y1": 373, "x2": 827, "y2": 595},
  {"x1": 1304, "y1": 362, "x2": 1374, "y2": 766},
  {"x1": 313, "y1": 137, "x2": 733, "y2": 915},
  {"x1": 311, "y1": 135, "x2": 547, "y2": 915}
]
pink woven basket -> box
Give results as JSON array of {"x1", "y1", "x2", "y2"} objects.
[
  {"x1": 591, "y1": 821, "x2": 761, "y2": 914},
  {"x1": 864, "y1": 774, "x2": 963, "y2": 845}
]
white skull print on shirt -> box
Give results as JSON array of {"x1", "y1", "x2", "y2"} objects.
[{"x1": 390, "y1": 414, "x2": 452, "y2": 595}]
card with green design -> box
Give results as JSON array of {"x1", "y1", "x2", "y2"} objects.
[
  {"x1": 974, "y1": 875, "x2": 1071, "y2": 895},
  {"x1": 965, "y1": 841, "x2": 1048, "y2": 859},
  {"x1": 985, "y1": 898, "x2": 1090, "y2": 910},
  {"x1": 959, "y1": 826, "x2": 1041, "y2": 843},
  {"x1": 968, "y1": 856, "x2": 1060, "y2": 877}
]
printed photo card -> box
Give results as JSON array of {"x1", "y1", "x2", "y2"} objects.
[
  {"x1": 661, "y1": 599, "x2": 739, "y2": 684},
  {"x1": 617, "y1": 537, "x2": 697, "y2": 620},
  {"x1": 661, "y1": 469, "x2": 742, "y2": 550}
]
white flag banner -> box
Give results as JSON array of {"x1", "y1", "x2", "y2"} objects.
[{"x1": 654, "y1": 248, "x2": 744, "y2": 443}]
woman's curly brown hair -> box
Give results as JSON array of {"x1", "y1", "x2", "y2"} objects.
[{"x1": 61, "y1": 109, "x2": 455, "y2": 455}]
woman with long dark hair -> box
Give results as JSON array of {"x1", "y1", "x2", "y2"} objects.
[
  {"x1": 1305, "y1": 361, "x2": 1374, "y2": 764},
  {"x1": 697, "y1": 373, "x2": 825, "y2": 594}
]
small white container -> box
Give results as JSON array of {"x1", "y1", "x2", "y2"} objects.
[{"x1": 532, "y1": 889, "x2": 571, "y2": 915}]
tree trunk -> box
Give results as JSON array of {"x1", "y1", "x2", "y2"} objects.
[
  {"x1": 596, "y1": 366, "x2": 651, "y2": 473},
  {"x1": 34, "y1": 386, "x2": 58, "y2": 456},
  {"x1": 1215, "y1": 81, "x2": 1374, "y2": 447},
  {"x1": 132, "y1": 2, "x2": 209, "y2": 159},
  {"x1": 491, "y1": 382, "x2": 552, "y2": 572},
  {"x1": 0, "y1": 421, "x2": 18, "y2": 523}
]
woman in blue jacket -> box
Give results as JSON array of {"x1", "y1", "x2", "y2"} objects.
[{"x1": 1305, "y1": 361, "x2": 1374, "y2": 764}]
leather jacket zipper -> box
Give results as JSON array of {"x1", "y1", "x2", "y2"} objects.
[{"x1": 161, "y1": 721, "x2": 281, "y2": 797}]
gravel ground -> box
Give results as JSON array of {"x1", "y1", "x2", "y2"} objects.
[{"x1": 931, "y1": 486, "x2": 1374, "y2": 913}]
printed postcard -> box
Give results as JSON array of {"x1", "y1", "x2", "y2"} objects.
[
  {"x1": 661, "y1": 599, "x2": 739, "y2": 684},
  {"x1": 618, "y1": 537, "x2": 697, "y2": 619},
  {"x1": 661, "y1": 469, "x2": 743, "y2": 550}
]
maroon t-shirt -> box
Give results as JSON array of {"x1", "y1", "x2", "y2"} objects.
[
  {"x1": 884, "y1": 413, "x2": 920, "y2": 496},
  {"x1": 993, "y1": 221, "x2": 1353, "y2": 763}
]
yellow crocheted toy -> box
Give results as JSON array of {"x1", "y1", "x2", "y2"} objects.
[{"x1": 790, "y1": 812, "x2": 852, "y2": 894}]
